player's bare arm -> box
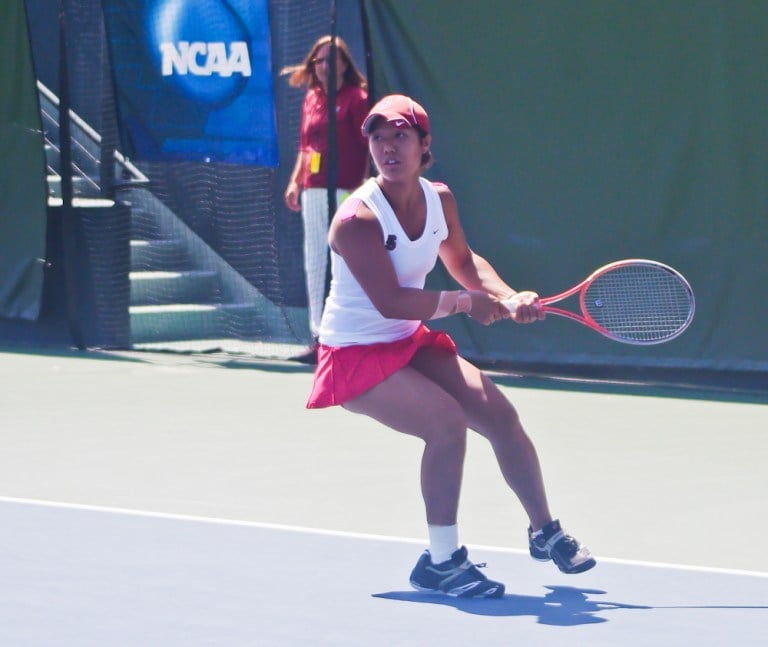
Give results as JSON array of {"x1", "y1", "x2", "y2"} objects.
[
  {"x1": 330, "y1": 200, "x2": 501, "y2": 325},
  {"x1": 435, "y1": 185, "x2": 543, "y2": 323},
  {"x1": 330, "y1": 202, "x2": 442, "y2": 320}
]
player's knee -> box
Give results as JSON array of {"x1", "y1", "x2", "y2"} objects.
[
  {"x1": 425, "y1": 403, "x2": 467, "y2": 447},
  {"x1": 477, "y1": 404, "x2": 523, "y2": 443}
]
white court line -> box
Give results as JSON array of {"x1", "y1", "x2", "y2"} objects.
[{"x1": 2, "y1": 494, "x2": 767, "y2": 579}]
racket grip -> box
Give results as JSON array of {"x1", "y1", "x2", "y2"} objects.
[
  {"x1": 501, "y1": 295, "x2": 521, "y2": 314},
  {"x1": 502, "y1": 294, "x2": 541, "y2": 316}
]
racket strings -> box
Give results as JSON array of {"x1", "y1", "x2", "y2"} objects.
[{"x1": 583, "y1": 265, "x2": 694, "y2": 343}]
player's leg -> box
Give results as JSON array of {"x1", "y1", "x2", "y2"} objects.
[
  {"x1": 409, "y1": 346, "x2": 552, "y2": 528},
  {"x1": 343, "y1": 366, "x2": 504, "y2": 597},
  {"x1": 343, "y1": 365, "x2": 467, "y2": 526},
  {"x1": 410, "y1": 346, "x2": 596, "y2": 574}
]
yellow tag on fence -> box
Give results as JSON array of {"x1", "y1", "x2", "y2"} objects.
[{"x1": 309, "y1": 151, "x2": 321, "y2": 174}]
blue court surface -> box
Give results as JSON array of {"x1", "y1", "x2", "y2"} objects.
[
  {"x1": 1, "y1": 348, "x2": 767, "y2": 646},
  {"x1": 1, "y1": 498, "x2": 766, "y2": 646}
]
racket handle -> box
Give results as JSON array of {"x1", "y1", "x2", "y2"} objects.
[
  {"x1": 502, "y1": 294, "x2": 541, "y2": 316},
  {"x1": 501, "y1": 295, "x2": 522, "y2": 314}
]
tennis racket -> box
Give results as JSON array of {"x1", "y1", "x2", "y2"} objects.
[{"x1": 502, "y1": 259, "x2": 695, "y2": 345}]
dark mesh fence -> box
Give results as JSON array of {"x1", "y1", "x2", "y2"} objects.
[{"x1": 25, "y1": 0, "x2": 365, "y2": 357}]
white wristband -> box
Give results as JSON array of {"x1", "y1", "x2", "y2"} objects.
[
  {"x1": 456, "y1": 291, "x2": 472, "y2": 313},
  {"x1": 430, "y1": 291, "x2": 472, "y2": 319}
]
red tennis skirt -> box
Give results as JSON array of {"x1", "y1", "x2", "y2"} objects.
[{"x1": 306, "y1": 324, "x2": 457, "y2": 409}]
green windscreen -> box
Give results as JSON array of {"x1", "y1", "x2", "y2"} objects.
[
  {"x1": 364, "y1": 0, "x2": 767, "y2": 372},
  {"x1": 0, "y1": 0, "x2": 47, "y2": 319}
]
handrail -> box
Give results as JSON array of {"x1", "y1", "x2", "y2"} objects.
[{"x1": 37, "y1": 79, "x2": 149, "y2": 185}]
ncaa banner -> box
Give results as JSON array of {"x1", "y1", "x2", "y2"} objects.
[{"x1": 102, "y1": 0, "x2": 278, "y2": 166}]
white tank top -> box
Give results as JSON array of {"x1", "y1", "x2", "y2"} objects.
[{"x1": 319, "y1": 177, "x2": 449, "y2": 346}]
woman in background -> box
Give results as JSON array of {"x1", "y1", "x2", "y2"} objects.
[{"x1": 282, "y1": 36, "x2": 369, "y2": 350}]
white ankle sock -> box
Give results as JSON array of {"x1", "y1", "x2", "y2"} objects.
[{"x1": 428, "y1": 524, "x2": 459, "y2": 564}]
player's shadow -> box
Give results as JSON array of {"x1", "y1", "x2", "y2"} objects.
[{"x1": 373, "y1": 585, "x2": 650, "y2": 626}]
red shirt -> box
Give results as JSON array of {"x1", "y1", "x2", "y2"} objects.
[{"x1": 299, "y1": 84, "x2": 369, "y2": 190}]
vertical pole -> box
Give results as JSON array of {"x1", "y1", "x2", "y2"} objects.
[
  {"x1": 58, "y1": 0, "x2": 73, "y2": 209},
  {"x1": 59, "y1": 0, "x2": 86, "y2": 350},
  {"x1": 358, "y1": 0, "x2": 374, "y2": 103},
  {"x1": 323, "y1": 0, "x2": 338, "y2": 306},
  {"x1": 326, "y1": 0, "x2": 338, "y2": 218},
  {"x1": 100, "y1": 38, "x2": 116, "y2": 200}
]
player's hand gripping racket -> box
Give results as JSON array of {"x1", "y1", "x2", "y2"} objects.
[{"x1": 502, "y1": 259, "x2": 695, "y2": 345}]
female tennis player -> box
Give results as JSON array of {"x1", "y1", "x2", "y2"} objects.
[{"x1": 307, "y1": 94, "x2": 595, "y2": 597}]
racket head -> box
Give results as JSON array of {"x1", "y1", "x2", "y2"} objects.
[{"x1": 577, "y1": 259, "x2": 695, "y2": 344}]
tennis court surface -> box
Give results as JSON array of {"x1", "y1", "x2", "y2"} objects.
[{"x1": 1, "y1": 347, "x2": 766, "y2": 646}]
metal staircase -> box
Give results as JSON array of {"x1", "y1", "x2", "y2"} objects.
[{"x1": 38, "y1": 81, "x2": 309, "y2": 351}]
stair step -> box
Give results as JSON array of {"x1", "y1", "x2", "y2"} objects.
[
  {"x1": 130, "y1": 208, "x2": 164, "y2": 239},
  {"x1": 129, "y1": 302, "x2": 264, "y2": 343},
  {"x1": 47, "y1": 174, "x2": 97, "y2": 198},
  {"x1": 130, "y1": 304, "x2": 223, "y2": 343},
  {"x1": 130, "y1": 239, "x2": 189, "y2": 271},
  {"x1": 129, "y1": 270, "x2": 220, "y2": 305}
]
